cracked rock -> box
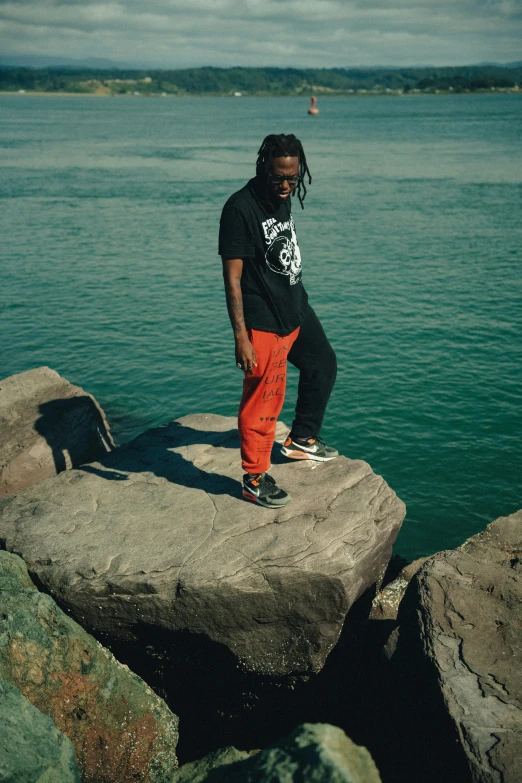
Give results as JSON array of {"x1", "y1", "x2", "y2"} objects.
[
  {"x1": 370, "y1": 557, "x2": 430, "y2": 622},
  {"x1": 0, "y1": 413, "x2": 405, "y2": 677},
  {"x1": 393, "y1": 510, "x2": 522, "y2": 782},
  {"x1": 0, "y1": 366, "x2": 114, "y2": 497}
]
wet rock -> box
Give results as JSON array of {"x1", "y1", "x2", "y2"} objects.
[
  {"x1": 171, "y1": 723, "x2": 382, "y2": 782},
  {"x1": 0, "y1": 413, "x2": 405, "y2": 678},
  {"x1": 0, "y1": 676, "x2": 81, "y2": 783},
  {"x1": 0, "y1": 366, "x2": 114, "y2": 497},
  {"x1": 0, "y1": 551, "x2": 179, "y2": 783},
  {"x1": 393, "y1": 510, "x2": 522, "y2": 782}
]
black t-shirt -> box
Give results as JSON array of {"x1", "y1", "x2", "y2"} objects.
[{"x1": 219, "y1": 177, "x2": 308, "y2": 335}]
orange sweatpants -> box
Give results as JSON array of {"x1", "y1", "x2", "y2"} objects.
[{"x1": 238, "y1": 326, "x2": 300, "y2": 474}]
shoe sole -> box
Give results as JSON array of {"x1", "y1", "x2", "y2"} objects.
[
  {"x1": 242, "y1": 490, "x2": 291, "y2": 508},
  {"x1": 280, "y1": 446, "x2": 337, "y2": 462}
]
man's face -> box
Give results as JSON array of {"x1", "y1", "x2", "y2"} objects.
[{"x1": 269, "y1": 156, "x2": 299, "y2": 203}]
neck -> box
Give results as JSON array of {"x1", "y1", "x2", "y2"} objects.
[{"x1": 253, "y1": 175, "x2": 283, "y2": 211}]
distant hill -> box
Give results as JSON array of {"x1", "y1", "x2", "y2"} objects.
[
  {"x1": 1, "y1": 63, "x2": 520, "y2": 96},
  {"x1": 2, "y1": 56, "x2": 522, "y2": 71},
  {"x1": 475, "y1": 60, "x2": 522, "y2": 68}
]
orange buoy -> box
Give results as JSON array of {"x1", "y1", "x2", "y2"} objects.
[{"x1": 308, "y1": 96, "x2": 319, "y2": 115}]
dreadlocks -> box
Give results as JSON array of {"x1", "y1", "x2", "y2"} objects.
[{"x1": 256, "y1": 134, "x2": 312, "y2": 209}]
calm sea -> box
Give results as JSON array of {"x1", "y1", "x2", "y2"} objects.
[{"x1": 1, "y1": 93, "x2": 521, "y2": 559}]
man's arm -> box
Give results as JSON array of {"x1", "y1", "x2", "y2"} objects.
[{"x1": 222, "y1": 257, "x2": 257, "y2": 374}]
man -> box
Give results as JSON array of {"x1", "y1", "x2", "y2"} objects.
[{"x1": 219, "y1": 133, "x2": 337, "y2": 508}]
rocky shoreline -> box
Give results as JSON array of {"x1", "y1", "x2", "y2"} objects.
[{"x1": 1, "y1": 367, "x2": 520, "y2": 782}]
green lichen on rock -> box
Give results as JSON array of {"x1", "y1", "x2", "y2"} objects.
[
  {"x1": 171, "y1": 723, "x2": 382, "y2": 782},
  {"x1": 0, "y1": 676, "x2": 81, "y2": 782},
  {"x1": 0, "y1": 551, "x2": 178, "y2": 783}
]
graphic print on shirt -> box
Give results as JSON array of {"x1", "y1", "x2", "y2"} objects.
[{"x1": 262, "y1": 215, "x2": 302, "y2": 285}]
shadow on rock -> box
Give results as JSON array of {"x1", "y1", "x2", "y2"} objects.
[
  {"x1": 1, "y1": 366, "x2": 115, "y2": 496},
  {"x1": 104, "y1": 587, "x2": 384, "y2": 766},
  {"x1": 105, "y1": 576, "x2": 468, "y2": 782},
  {"x1": 80, "y1": 420, "x2": 241, "y2": 496},
  {"x1": 35, "y1": 396, "x2": 114, "y2": 475}
]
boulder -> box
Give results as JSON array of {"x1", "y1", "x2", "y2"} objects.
[
  {"x1": 171, "y1": 723, "x2": 382, "y2": 782},
  {"x1": 0, "y1": 413, "x2": 405, "y2": 677},
  {"x1": 171, "y1": 747, "x2": 251, "y2": 782},
  {"x1": 0, "y1": 366, "x2": 114, "y2": 497},
  {"x1": 393, "y1": 510, "x2": 522, "y2": 783},
  {"x1": 0, "y1": 676, "x2": 81, "y2": 783},
  {"x1": 0, "y1": 551, "x2": 179, "y2": 783}
]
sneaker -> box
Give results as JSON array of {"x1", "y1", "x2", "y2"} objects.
[
  {"x1": 281, "y1": 435, "x2": 339, "y2": 462},
  {"x1": 242, "y1": 472, "x2": 291, "y2": 508}
]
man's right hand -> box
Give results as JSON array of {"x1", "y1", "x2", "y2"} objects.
[
  {"x1": 235, "y1": 332, "x2": 257, "y2": 375},
  {"x1": 222, "y1": 257, "x2": 257, "y2": 373}
]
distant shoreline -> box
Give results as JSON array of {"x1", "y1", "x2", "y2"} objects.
[
  {"x1": 1, "y1": 88, "x2": 521, "y2": 98},
  {"x1": 2, "y1": 63, "x2": 519, "y2": 99}
]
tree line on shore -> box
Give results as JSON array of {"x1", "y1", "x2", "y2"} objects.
[{"x1": 1, "y1": 64, "x2": 520, "y2": 95}]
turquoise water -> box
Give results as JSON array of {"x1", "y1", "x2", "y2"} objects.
[{"x1": 1, "y1": 94, "x2": 521, "y2": 559}]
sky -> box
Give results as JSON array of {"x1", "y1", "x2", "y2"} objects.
[{"x1": 0, "y1": 0, "x2": 521, "y2": 69}]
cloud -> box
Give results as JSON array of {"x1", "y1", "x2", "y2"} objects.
[{"x1": 0, "y1": 0, "x2": 521, "y2": 67}]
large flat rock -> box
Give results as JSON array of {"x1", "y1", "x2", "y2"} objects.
[
  {"x1": 0, "y1": 366, "x2": 114, "y2": 497},
  {"x1": 0, "y1": 413, "x2": 405, "y2": 677},
  {"x1": 394, "y1": 510, "x2": 522, "y2": 782}
]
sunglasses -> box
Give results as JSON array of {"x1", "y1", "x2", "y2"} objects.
[{"x1": 268, "y1": 174, "x2": 300, "y2": 186}]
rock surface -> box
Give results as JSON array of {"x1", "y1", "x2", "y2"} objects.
[
  {"x1": 370, "y1": 556, "x2": 429, "y2": 621},
  {"x1": 393, "y1": 510, "x2": 522, "y2": 783},
  {"x1": 0, "y1": 413, "x2": 405, "y2": 677},
  {"x1": 171, "y1": 723, "x2": 382, "y2": 782},
  {"x1": 171, "y1": 747, "x2": 251, "y2": 782},
  {"x1": 0, "y1": 366, "x2": 114, "y2": 497},
  {"x1": 0, "y1": 676, "x2": 81, "y2": 783},
  {"x1": 0, "y1": 551, "x2": 179, "y2": 783}
]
